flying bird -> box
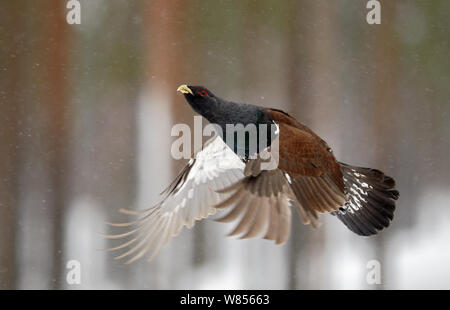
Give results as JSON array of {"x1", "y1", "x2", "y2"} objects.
[{"x1": 104, "y1": 84, "x2": 399, "y2": 264}]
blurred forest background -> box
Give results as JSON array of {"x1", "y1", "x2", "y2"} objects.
[{"x1": 1, "y1": 0, "x2": 449, "y2": 289}]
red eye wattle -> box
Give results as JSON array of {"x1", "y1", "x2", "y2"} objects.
[{"x1": 197, "y1": 90, "x2": 209, "y2": 96}]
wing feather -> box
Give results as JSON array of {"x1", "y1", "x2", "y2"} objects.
[
  {"x1": 213, "y1": 168, "x2": 295, "y2": 245},
  {"x1": 104, "y1": 136, "x2": 245, "y2": 262}
]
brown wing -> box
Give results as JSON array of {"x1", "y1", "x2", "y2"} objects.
[
  {"x1": 267, "y1": 108, "x2": 331, "y2": 151},
  {"x1": 210, "y1": 108, "x2": 348, "y2": 245},
  {"x1": 214, "y1": 166, "x2": 320, "y2": 245},
  {"x1": 267, "y1": 109, "x2": 347, "y2": 213}
]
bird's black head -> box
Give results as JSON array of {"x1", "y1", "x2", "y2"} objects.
[
  {"x1": 176, "y1": 84, "x2": 275, "y2": 158},
  {"x1": 176, "y1": 84, "x2": 219, "y2": 118}
]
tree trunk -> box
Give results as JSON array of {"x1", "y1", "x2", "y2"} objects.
[
  {"x1": 44, "y1": 0, "x2": 70, "y2": 289},
  {"x1": 0, "y1": 1, "x2": 22, "y2": 289},
  {"x1": 137, "y1": 0, "x2": 191, "y2": 287},
  {"x1": 369, "y1": 1, "x2": 399, "y2": 289},
  {"x1": 286, "y1": 0, "x2": 340, "y2": 289},
  {"x1": 285, "y1": 0, "x2": 306, "y2": 290}
]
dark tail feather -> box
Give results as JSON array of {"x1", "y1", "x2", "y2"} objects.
[{"x1": 331, "y1": 162, "x2": 399, "y2": 236}]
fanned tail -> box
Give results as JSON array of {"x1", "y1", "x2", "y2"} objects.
[{"x1": 331, "y1": 162, "x2": 399, "y2": 236}]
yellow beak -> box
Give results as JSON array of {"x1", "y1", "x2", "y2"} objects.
[{"x1": 177, "y1": 84, "x2": 193, "y2": 95}]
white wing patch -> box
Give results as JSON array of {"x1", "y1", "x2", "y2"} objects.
[{"x1": 103, "y1": 136, "x2": 245, "y2": 264}]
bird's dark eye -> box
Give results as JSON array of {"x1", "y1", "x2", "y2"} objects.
[{"x1": 197, "y1": 90, "x2": 209, "y2": 97}]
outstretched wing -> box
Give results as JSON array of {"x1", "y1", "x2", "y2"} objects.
[
  {"x1": 212, "y1": 108, "x2": 346, "y2": 244},
  {"x1": 211, "y1": 134, "x2": 321, "y2": 245},
  {"x1": 214, "y1": 169, "x2": 295, "y2": 245},
  {"x1": 103, "y1": 135, "x2": 245, "y2": 263},
  {"x1": 267, "y1": 109, "x2": 347, "y2": 214}
]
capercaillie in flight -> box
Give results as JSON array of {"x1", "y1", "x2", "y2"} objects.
[{"x1": 105, "y1": 84, "x2": 399, "y2": 263}]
